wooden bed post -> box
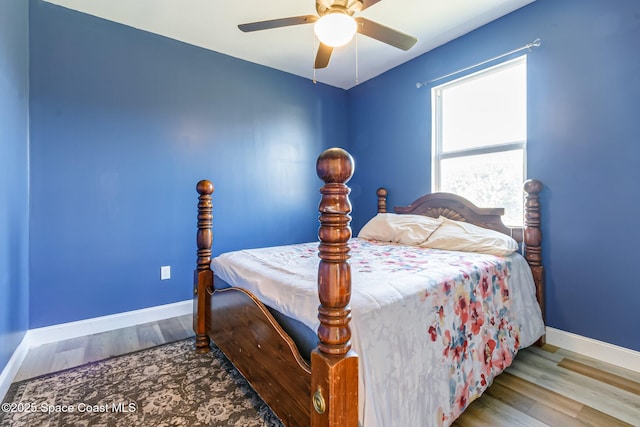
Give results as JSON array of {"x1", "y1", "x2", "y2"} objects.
[
  {"x1": 376, "y1": 187, "x2": 388, "y2": 213},
  {"x1": 523, "y1": 179, "x2": 545, "y2": 343},
  {"x1": 194, "y1": 179, "x2": 214, "y2": 353},
  {"x1": 311, "y1": 148, "x2": 359, "y2": 427}
]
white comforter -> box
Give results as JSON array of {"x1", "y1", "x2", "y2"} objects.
[{"x1": 211, "y1": 238, "x2": 544, "y2": 427}]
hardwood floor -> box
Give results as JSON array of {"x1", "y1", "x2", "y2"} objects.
[
  {"x1": 13, "y1": 314, "x2": 194, "y2": 382},
  {"x1": 12, "y1": 317, "x2": 640, "y2": 426},
  {"x1": 454, "y1": 344, "x2": 640, "y2": 426}
]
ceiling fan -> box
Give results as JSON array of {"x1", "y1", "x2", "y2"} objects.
[{"x1": 238, "y1": 0, "x2": 418, "y2": 69}]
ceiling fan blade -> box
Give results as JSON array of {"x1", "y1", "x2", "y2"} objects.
[
  {"x1": 238, "y1": 15, "x2": 318, "y2": 32},
  {"x1": 359, "y1": 0, "x2": 384, "y2": 11},
  {"x1": 355, "y1": 17, "x2": 417, "y2": 51},
  {"x1": 314, "y1": 43, "x2": 333, "y2": 69}
]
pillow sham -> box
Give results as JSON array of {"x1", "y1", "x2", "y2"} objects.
[
  {"x1": 420, "y1": 216, "x2": 518, "y2": 256},
  {"x1": 358, "y1": 213, "x2": 443, "y2": 245}
]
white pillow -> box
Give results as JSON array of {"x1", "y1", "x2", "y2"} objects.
[
  {"x1": 358, "y1": 213, "x2": 443, "y2": 245},
  {"x1": 421, "y1": 216, "x2": 518, "y2": 256}
]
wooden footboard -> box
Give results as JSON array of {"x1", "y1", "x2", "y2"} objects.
[
  {"x1": 209, "y1": 287, "x2": 312, "y2": 425},
  {"x1": 192, "y1": 180, "x2": 312, "y2": 425},
  {"x1": 193, "y1": 148, "x2": 358, "y2": 427}
]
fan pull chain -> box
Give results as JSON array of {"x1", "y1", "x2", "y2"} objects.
[
  {"x1": 355, "y1": 33, "x2": 359, "y2": 85},
  {"x1": 312, "y1": 30, "x2": 317, "y2": 84}
]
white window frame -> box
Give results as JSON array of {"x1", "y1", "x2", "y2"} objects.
[{"x1": 431, "y1": 56, "x2": 527, "y2": 225}]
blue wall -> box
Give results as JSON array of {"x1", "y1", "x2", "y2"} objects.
[
  {"x1": 28, "y1": 1, "x2": 347, "y2": 328},
  {"x1": 348, "y1": 0, "x2": 640, "y2": 351},
  {"x1": 0, "y1": 0, "x2": 30, "y2": 372},
  {"x1": 14, "y1": 0, "x2": 640, "y2": 354}
]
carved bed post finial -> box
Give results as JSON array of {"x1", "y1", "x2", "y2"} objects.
[
  {"x1": 524, "y1": 179, "x2": 546, "y2": 341},
  {"x1": 377, "y1": 187, "x2": 388, "y2": 213},
  {"x1": 311, "y1": 148, "x2": 358, "y2": 427},
  {"x1": 194, "y1": 180, "x2": 214, "y2": 353}
]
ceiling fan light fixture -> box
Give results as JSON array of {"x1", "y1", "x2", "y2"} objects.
[{"x1": 314, "y1": 12, "x2": 357, "y2": 47}]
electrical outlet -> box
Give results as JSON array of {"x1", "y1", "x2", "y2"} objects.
[{"x1": 160, "y1": 265, "x2": 171, "y2": 280}]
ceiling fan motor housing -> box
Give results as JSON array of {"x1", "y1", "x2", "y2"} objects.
[{"x1": 316, "y1": 0, "x2": 363, "y2": 17}]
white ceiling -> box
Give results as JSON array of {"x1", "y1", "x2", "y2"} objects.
[{"x1": 44, "y1": 0, "x2": 535, "y2": 90}]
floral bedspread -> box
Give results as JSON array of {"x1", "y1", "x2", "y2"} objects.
[{"x1": 211, "y1": 238, "x2": 545, "y2": 427}]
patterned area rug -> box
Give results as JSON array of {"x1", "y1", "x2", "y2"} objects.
[{"x1": 0, "y1": 340, "x2": 284, "y2": 426}]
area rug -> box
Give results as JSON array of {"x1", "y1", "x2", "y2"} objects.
[{"x1": 0, "y1": 340, "x2": 284, "y2": 426}]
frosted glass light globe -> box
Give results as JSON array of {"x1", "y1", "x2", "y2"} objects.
[{"x1": 314, "y1": 13, "x2": 357, "y2": 47}]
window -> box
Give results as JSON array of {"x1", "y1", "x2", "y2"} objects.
[{"x1": 432, "y1": 56, "x2": 527, "y2": 226}]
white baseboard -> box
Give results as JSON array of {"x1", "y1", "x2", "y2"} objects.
[
  {"x1": 0, "y1": 334, "x2": 30, "y2": 403},
  {"x1": 28, "y1": 300, "x2": 192, "y2": 348},
  {"x1": 546, "y1": 326, "x2": 640, "y2": 373}
]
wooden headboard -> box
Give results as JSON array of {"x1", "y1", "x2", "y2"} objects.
[
  {"x1": 376, "y1": 181, "x2": 542, "y2": 246},
  {"x1": 376, "y1": 181, "x2": 546, "y2": 340}
]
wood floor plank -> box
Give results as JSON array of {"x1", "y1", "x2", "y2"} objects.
[
  {"x1": 509, "y1": 351, "x2": 640, "y2": 425},
  {"x1": 53, "y1": 335, "x2": 87, "y2": 352},
  {"x1": 524, "y1": 345, "x2": 565, "y2": 363},
  {"x1": 525, "y1": 401, "x2": 588, "y2": 427},
  {"x1": 83, "y1": 331, "x2": 113, "y2": 362},
  {"x1": 576, "y1": 404, "x2": 636, "y2": 427},
  {"x1": 494, "y1": 371, "x2": 583, "y2": 417},
  {"x1": 50, "y1": 347, "x2": 86, "y2": 373},
  {"x1": 457, "y1": 393, "x2": 546, "y2": 427},
  {"x1": 13, "y1": 343, "x2": 57, "y2": 381},
  {"x1": 158, "y1": 316, "x2": 194, "y2": 342},
  {"x1": 492, "y1": 368, "x2": 604, "y2": 427},
  {"x1": 108, "y1": 324, "x2": 142, "y2": 356},
  {"x1": 484, "y1": 380, "x2": 535, "y2": 414},
  {"x1": 135, "y1": 322, "x2": 165, "y2": 348},
  {"x1": 454, "y1": 396, "x2": 512, "y2": 427},
  {"x1": 485, "y1": 376, "x2": 586, "y2": 427},
  {"x1": 555, "y1": 348, "x2": 640, "y2": 384},
  {"x1": 177, "y1": 313, "x2": 193, "y2": 332},
  {"x1": 452, "y1": 402, "x2": 496, "y2": 427},
  {"x1": 558, "y1": 358, "x2": 640, "y2": 396},
  {"x1": 541, "y1": 344, "x2": 560, "y2": 353},
  {"x1": 504, "y1": 374, "x2": 640, "y2": 425},
  {"x1": 517, "y1": 349, "x2": 640, "y2": 408},
  {"x1": 541, "y1": 370, "x2": 639, "y2": 421},
  {"x1": 505, "y1": 351, "x2": 549, "y2": 382}
]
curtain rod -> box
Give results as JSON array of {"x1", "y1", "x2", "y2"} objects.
[{"x1": 416, "y1": 38, "x2": 541, "y2": 89}]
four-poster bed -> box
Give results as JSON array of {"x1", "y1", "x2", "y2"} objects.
[{"x1": 192, "y1": 147, "x2": 545, "y2": 426}]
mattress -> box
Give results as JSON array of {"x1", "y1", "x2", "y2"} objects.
[{"x1": 211, "y1": 238, "x2": 545, "y2": 426}]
